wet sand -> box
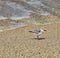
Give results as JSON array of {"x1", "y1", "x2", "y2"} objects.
[{"x1": 0, "y1": 23, "x2": 60, "y2": 58}]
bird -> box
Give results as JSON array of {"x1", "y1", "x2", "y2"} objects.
[{"x1": 29, "y1": 28, "x2": 46, "y2": 38}]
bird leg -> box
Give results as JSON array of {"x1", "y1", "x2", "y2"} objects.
[{"x1": 37, "y1": 35, "x2": 39, "y2": 38}]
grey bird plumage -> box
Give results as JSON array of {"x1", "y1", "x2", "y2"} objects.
[{"x1": 29, "y1": 29, "x2": 46, "y2": 38}]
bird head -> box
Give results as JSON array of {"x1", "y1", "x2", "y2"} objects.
[{"x1": 40, "y1": 28, "x2": 46, "y2": 32}]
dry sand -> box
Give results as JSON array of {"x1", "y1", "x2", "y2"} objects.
[{"x1": 0, "y1": 23, "x2": 60, "y2": 58}]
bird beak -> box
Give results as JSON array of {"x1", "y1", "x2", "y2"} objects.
[{"x1": 44, "y1": 30, "x2": 46, "y2": 31}]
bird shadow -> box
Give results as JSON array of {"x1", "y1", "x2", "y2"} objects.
[{"x1": 33, "y1": 37, "x2": 45, "y2": 40}]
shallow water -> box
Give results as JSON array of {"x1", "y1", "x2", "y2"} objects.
[
  {"x1": 0, "y1": 0, "x2": 50, "y2": 20},
  {"x1": 0, "y1": 0, "x2": 60, "y2": 31},
  {"x1": 0, "y1": 0, "x2": 60, "y2": 20}
]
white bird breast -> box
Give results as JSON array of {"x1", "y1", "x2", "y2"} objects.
[{"x1": 39, "y1": 32, "x2": 43, "y2": 35}]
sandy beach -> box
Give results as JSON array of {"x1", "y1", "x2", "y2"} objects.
[
  {"x1": 0, "y1": 23, "x2": 60, "y2": 58},
  {"x1": 0, "y1": 0, "x2": 60, "y2": 58}
]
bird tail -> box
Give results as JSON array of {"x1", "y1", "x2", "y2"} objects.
[
  {"x1": 29, "y1": 31, "x2": 33, "y2": 32},
  {"x1": 29, "y1": 31, "x2": 35, "y2": 33}
]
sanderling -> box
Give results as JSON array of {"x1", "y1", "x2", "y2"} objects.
[{"x1": 29, "y1": 28, "x2": 46, "y2": 38}]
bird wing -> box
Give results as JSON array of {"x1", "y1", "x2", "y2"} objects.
[{"x1": 29, "y1": 30, "x2": 41, "y2": 34}]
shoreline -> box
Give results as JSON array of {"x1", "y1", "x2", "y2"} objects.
[{"x1": 0, "y1": 21, "x2": 60, "y2": 32}]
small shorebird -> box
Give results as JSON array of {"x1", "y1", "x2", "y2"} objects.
[{"x1": 29, "y1": 29, "x2": 46, "y2": 38}]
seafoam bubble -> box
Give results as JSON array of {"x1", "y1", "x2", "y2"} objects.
[
  {"x1": 10, "y1": 16, "x2": 30, "y2": 20},
  {"x1": 0, "y1": 16, "x2": 8, "y2": 20}
]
